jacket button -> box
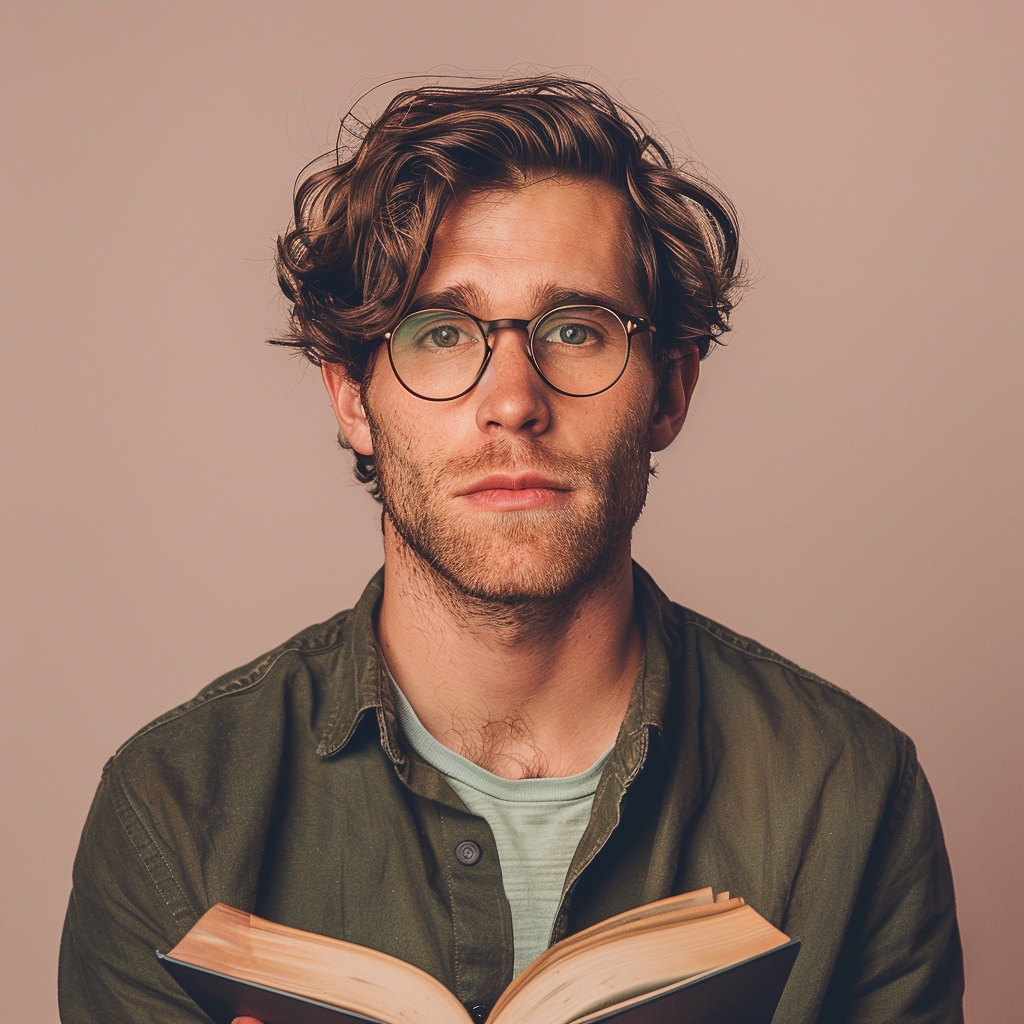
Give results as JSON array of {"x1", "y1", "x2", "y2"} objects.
[
  {"x1": 454, "y1": 840, "x2": 482, "y2": 865},
  {"x1": 466, "y1": 1004, "x2": 490, "y2": 1023}
]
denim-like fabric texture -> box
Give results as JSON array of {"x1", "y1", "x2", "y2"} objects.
[{"x1": 59, "y1": 564, "x2": 964, "y2": 1023}]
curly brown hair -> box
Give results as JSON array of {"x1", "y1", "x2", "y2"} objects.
[{"x1": 273, "y1": 75, "x2": 743, "y2": 488}]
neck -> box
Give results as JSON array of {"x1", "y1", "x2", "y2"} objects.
[{"x1": 375, "y1": 520, "x2": 644, "y2": 779}]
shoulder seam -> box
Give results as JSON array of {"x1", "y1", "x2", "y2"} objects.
[
  {"x1": 674, "y1": 605, "x2": 892, "y2": 720},
  {"x1": 112, "y1": 617, "x2": 350, "y2": 763}
]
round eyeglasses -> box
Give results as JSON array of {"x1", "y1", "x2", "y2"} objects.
[{"x1": 384, "y1": 305, "x2": 655, "y2": 401}]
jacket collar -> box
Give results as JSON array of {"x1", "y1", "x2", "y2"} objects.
[{"x1": 315, "y1": 568, "x2": 395, "y2": 759}]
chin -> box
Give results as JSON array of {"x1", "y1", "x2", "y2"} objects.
[{"x1": 407, "y1": 512, "x2": 623, "y2": 605}]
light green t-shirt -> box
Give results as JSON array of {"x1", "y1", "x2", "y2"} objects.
[{"x1": 390, "y1": 683, "x2": 611, "y2": 976}]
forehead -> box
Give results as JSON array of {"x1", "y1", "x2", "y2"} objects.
[{"x1": 413, "y1": 177, "x2": 643, "y2": 317}]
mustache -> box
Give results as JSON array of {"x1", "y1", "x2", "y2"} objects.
[{"x1": 438, "y1": 437, "x2": 599, "y2": 485}]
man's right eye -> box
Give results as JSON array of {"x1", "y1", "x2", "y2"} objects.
[{"x1": 428, "y1": 325, "x2": 462, "y2": 348}]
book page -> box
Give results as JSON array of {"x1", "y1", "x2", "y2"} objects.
[
  {"x1": 492, "y1": 890, "x2": 728, "y2": 1018},
  {"x1": 168, "y1": 905, "x2": 469, "y2": 1024},
  {"x1": 491, "y1": 904, "x2": 789, "y2": 1024}
]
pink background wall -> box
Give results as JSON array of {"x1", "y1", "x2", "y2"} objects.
[{"x1": 3, "y1": 3, "x2": 1021, "y2": 1020}]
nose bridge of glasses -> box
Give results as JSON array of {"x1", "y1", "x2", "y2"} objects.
[
  {"x1": 478, "y1": 319, "x2": 542, "y2": 385},
  {"x1": 479, "y1": 317, "x2": 538, "y2": 370},
  {"x1": 481, "y1": 317, "x2": 531, "y2": 340}
]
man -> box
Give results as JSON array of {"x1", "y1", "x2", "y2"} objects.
[{"x1": 59, "y1": 76, "x2": 964, "y2": 1023}]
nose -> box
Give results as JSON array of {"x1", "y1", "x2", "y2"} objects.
[{"x1": 473, "y1": 327, "x2": 552, "y2": 437}]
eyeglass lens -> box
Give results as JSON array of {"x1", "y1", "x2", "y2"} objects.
[{"x1": 388, "y1": 306, "x2": 630, "y2": 400}]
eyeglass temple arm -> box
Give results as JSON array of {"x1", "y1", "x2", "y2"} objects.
[{"x1": 625, "y1": 317, "x2": 655, "y2": 336}]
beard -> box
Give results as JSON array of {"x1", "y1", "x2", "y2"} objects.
[{"x1": 366, "y1": 403, "x2": 652, "y2": 606}]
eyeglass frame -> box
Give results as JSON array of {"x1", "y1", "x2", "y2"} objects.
[{"x1": 383, "y1": 304, "x2": 656, "y2": 402}]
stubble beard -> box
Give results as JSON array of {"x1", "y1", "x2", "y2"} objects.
[{"x1": 367, "y1": 406, "x2": 652, "y2": 611}]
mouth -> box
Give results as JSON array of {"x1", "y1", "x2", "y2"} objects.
[{"x1": 458, "y1": 472, "x2": 573, "y2": 511}]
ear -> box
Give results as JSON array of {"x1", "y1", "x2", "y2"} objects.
[
  {"x1": 649, "y1": 344, "x2": 699, "y2": 452},
  {"x1": 321, "y1": 362, "x2": 374, "y2": 456}
]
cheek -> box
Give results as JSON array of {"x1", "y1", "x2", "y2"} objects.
[
  {"x1": 364, "y1": 364, "x2": 419, "y2": 450},
  {"x1": 365, "y1": 392, "x2": 456, "y2": 479},
  {"x1": 580, "y1": 372, "x2": 657, "y2": 444}
]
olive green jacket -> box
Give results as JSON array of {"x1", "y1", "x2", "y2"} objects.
[{"x1": 59, "y1": 566, "x2": 963, "y2": 1023}]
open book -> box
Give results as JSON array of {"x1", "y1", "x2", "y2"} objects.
[{"x1": 158, "y1": 889, "x2": 800, "y2": 1024}]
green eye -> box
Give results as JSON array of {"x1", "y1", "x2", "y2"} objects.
[{"x1": 557, "y1": 324, "x2": 588, "y2": 345}]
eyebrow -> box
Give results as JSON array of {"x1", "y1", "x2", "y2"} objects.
[
  {"x1": 408, "y1": 283, "x2": 488, "y2": 315},
  {"x1": 408, "y1": 283, "x2": 635, "y2": 318}
]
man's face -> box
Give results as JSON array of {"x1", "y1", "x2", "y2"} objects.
[{"x1": 355, "y1": 177, "x2": 678, "y2": 602}]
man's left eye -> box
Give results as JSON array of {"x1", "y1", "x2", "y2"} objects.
[{"x1": 556, "y1": 324, "x2": 588, "y2": 345}]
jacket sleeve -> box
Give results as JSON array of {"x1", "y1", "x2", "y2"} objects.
[
  {"x1": 58, "y1": 767, "x2": 209, "y2": 1024},
  {"x1": 818, "y1": 740, "x2": 965, "y2": 1024}
]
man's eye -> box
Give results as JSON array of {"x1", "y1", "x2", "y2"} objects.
[
  {"x1": 556, "y1": 324, "x2": 589, "y2": 345},
  {"x1": 429, "y1": 326, "x2": 461, "y2": 348}
]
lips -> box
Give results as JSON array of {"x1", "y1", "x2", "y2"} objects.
[
  {"x1": 460, "y1": 473, "x2": 572, "y2": 495},
  {"x1": 458, "y1": 472, "x2": 573, "y2": 511}
]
